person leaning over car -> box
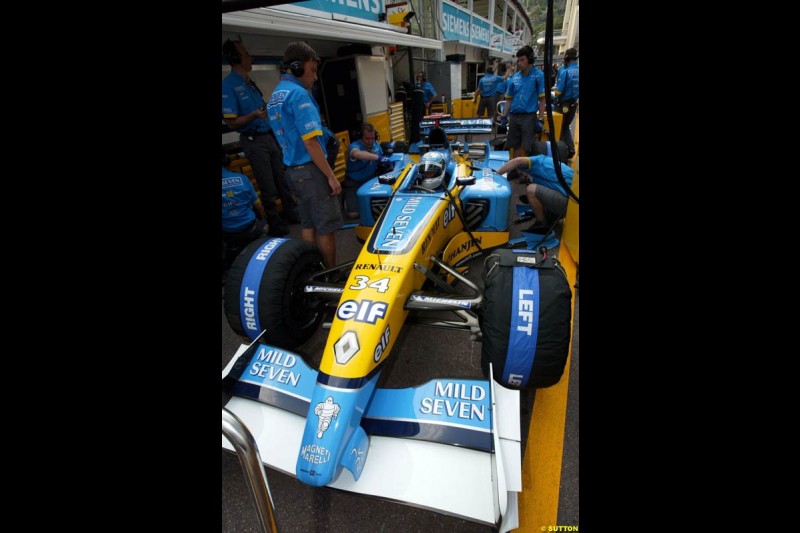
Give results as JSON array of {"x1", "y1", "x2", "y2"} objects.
[
  {"x1": 496, "y1": 147, "x2": 574, "y2": 232},
  {"x1": 267, "y1": 41, "x2": 342, "y2": 267},
  {"x1": 343, "y1": 122, "x2": 392, "y2": 220}
]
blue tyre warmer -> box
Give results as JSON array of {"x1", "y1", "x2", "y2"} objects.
[
  {"x1": 238, "y1": 238, "x2": 288, "y2": 340},
  {"x1": 479, "y1": 248, "x2": 573, "y2": 388},
  {"x1": 223, "y1": 237, "x2": 325, "y2": 348}
]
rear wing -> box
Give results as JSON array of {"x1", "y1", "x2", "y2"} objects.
[{"x1": 420, "y1": 117, "x2": 493, "y2": 136}]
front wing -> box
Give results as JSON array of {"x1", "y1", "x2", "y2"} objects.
[{"x1": 222, "y1": 340, "x2": 521, "y2": 531}]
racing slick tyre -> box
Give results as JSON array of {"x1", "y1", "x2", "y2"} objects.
[
  {"x1": 479, "y1": 248, "x2": 572, "y2": 388},
  {"x1": 224, "y1": 237, "x2": 325, "y2": 349}
]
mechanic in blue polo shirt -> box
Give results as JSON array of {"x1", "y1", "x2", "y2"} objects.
[
  {"x1": 221, "y1": 151, "x2": 265, "y2": 271},
  {"x1": 222, "y1": 39, "x2": 298, "y2": 237},
  {"x1": 343, "y1": 122, "x2": 392, "y2": 219},
  {"x1": 414, "y1": 70, "x2": 438, "y2": 115},
  {"x1": 473, "y1": 66, "x2": 500, "y2": 118},
  {"x1": 267, "y1": 41, "x2": 343, "y2": 267},
  {"x1": 502, "y1": 46, "x2": 546, "y2": 159},
  {"x1": 496, "y1": 147, "x2": 574, "y2": 231},
  {"x1": 554, "y1": 48, "x2": 579, "y2": 159}
]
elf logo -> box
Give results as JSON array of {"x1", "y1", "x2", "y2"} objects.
[
  {"x1": 373, "y1": 325, "x2": 390, "y2": 362},
  {"x1": 336, "y1": 299, "x2": 388, "y2": 324},
  {"x1": 517, "y1": 289, "x2": 534, "y2": 335},
  {"x1": 443, "y1": 203, "x2": 456, "y2": 228}
]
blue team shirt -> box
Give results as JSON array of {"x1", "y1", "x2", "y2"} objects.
[
  {"x1": 495, "y1": 78, "x2": 507, "y2": 96},
  {"x1": 222, "y1": 167, "x2": 259, "y2": 232},
  {"x1": 505, "y1": 68, "x2": 545, "y2": 114},
  {"x1": 222, "y1": 70, "x2": 272, "y2": 134},
  {"x1": 267, "y1": 74, "x2": 326, "y2": 166},
  {"x1": 415, "y1": 81, "x2": 437, "y2": 105},
  {"x1": 524, "y1": 155, "x2": 574, "y2": 197},
  {"x1": 345, "y1": 139, "x2": 384, "y2": 183},
  {"x1": 477, "y1": 73, "x2": 500, "y2": 96},
  {"x1": 555, "y1": 63, "x2": 579, "y2": 102}
]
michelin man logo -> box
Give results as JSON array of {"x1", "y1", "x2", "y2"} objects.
[{"x1": 314, "y1": 396, "x2": 340, "y2": 438}]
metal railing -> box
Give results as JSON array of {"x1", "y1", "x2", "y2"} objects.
[{"x1": 222, "y1": 408, "x2": 279, "y2": 532}]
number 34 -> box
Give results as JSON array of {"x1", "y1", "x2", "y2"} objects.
[{"x1": 349, "y1": 275, "x2": 390, "y2": 293}]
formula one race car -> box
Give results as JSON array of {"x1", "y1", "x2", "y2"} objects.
[{"x1": 222, "y1": 126, "x2": 572, "y2": 531}]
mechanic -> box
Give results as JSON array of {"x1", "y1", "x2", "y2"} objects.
[
  {"x1": 267, "y1": 41, "x2": 343, "y2": 267},
  {"x1": 221, "y1": 151, "x2": 265, "y2": 272},
  {"x1": 414, "y1": 70, "x2": 438, "y2": 116},
  {"x1": 222, "y1": 39, "x2": 299, "y2": 237},
  {"x1": 554, "y1": 48, "x2": 579, "y2": 159},
  {"x1": 501, "y1": 46, "x2": 546, "y2": 159},
  {"x1": 496, "y1": 149, "x2": 574, "y2": 230},
  {"x1": 343, "y1": 122, "x2": 393, "y2": 219},
  {"x1": 473, "y1": 66, "x2": 500, "y2": 119},
  {"x1": 414, "y1": 151, "x2": 448, "y2": 191}
]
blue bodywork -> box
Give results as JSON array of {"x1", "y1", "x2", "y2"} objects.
[{"x1": 356, "y1": 140, "x2": 511, "y2": 232}]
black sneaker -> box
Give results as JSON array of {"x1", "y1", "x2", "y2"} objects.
[{"x1": 518, "y1": 194, "x2": 529, "y2": 205}]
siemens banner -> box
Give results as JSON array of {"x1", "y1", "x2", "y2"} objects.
[
  {"x1": 441, "y1": 1, "x2": 490, "y2": 47},
  {"x1": 470, "y1": 17, "x2": 490, "y2": 48},
  {"x1": 296, "y1": 0, "x2": 384, "y2": 22},
  {"x1": 442, "y1": 2, "x2": 470, "y2": 41}
]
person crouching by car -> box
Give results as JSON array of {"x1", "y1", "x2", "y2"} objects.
[
  {"x1": 222, "y1": 151, "x2": 266, "y2": 273},
  {"x1": 496, "y1": 146, "x2": 574, "y2": 232},
  {"x1": 343, "y1": 122, "x2": 393, "y2": 219}
]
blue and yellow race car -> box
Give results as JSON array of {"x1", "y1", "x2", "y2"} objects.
[{"x1": 222, "y1": 124, "x2": 571, "y2": 530}]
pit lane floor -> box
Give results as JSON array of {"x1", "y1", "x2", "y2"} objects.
[{"x1": 222, "y1": 132, "x2": 579, "y2": 532}]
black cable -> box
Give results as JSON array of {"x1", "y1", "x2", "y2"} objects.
[{"x1": 442, "y1": 183, "x2": 485, "y2": 257}]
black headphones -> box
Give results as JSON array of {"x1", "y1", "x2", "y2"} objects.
[
  {"x1": 282, "y1": 60, "x2": 304, "y2": 77},
  {"x1": 223, "y1": 39, "x2": 241, "y2": 65},
  {"x1": 360, "y1": 123, "x2": 379, "y2": 142},
  {"x1": 518, "y1": 46, "x2": 534, "y2": 65}
]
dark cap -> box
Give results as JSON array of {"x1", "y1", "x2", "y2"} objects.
[{"x1": 565, "y1": 48, "x2": 578, "y2": 60}]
